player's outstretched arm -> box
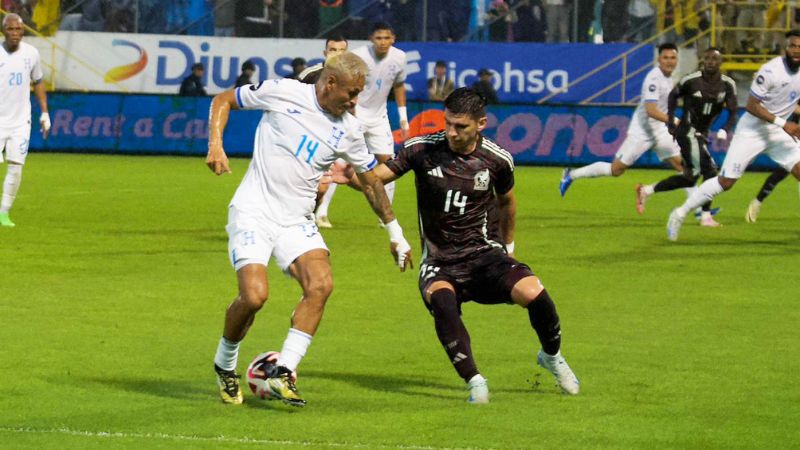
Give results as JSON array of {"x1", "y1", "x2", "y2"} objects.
[
  {"x1": 357, "y1": 169, "x2": 412, "y2": 271},
  {"x1": 33, "y1": 80, "x2": 49, "y2": 139},
  {"x1": 206, "y1": 90, "x2": 238, "y2": 175},
  {"x1": 746, "y1": 94, "x2": 800, "y2": 139},
  {"x1": 497, "y1": 189, "x2": 517, "y2": 257}
]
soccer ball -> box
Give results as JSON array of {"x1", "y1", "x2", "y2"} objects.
[{"x1": 246, "y1": 351, "x2": 281, "y2": 400}]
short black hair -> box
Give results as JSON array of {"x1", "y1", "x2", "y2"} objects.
[
  {"x1": 658, "y1": 42, "x2": 678, "y2": 54},
  {"x1": 786, "y1": 29, "x2": 800, "y2": 39},
  {"x1": 435, "y1": 60, "x2": 447, "y2": 68},
  {"x1": 704, "y1": 46, "x2": 722, "y2": 54},
  {"x1": 444, "y1": 87, "x2": 486, "y2": 120},
  {"x1": 291, "y1": 57, "x2": 306, "y2": 68},
  {"x1": 325, "y1": 35, "x2": 347, "y2": 46},
  {"x1": 371, "y1": 21, "x2": 394, "y2": 35},
  {"x1": 191, "y1": 62, "x2": 204, "y2": 71},
  {"x1": 241, "y1": 60, "x2": 255, "y2": 71}
]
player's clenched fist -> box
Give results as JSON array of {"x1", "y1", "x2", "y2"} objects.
[{"x1": 206, "y1": 147, "x2": 231, "y2": 175}]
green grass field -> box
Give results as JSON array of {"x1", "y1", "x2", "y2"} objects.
[{"x1": 1, "y1": 153, "x2": 799, "y2": 449}]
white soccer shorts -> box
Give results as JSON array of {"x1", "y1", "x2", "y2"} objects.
[
  {"x1": 226, "y1": 206, "x2": 329, "y2": 272},
  {"x1": 720, "y1": 128, "x2": 800, "y2": 179},
  {"x1": 359, "y1": 117, "x2": 395, "y2": 156},
  {"x1": 615, "y1": 128, "x2": 680, "y2": 166},
  {"x1": 0, "y1": 126, "x2": 31, "y2": 165}
]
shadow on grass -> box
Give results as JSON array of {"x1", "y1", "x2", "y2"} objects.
[{"x1": 301, "y1": 370, "x2": 548, "y2": 400}]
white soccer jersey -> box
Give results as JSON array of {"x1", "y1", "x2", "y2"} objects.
[
  {"x1": 629, "y1": 67, "x2": 673, "y2": 137},
  {"x1": 231, "y1": 79, "x2": 377, "y2": 225},
  {"x1": 352, "y1": 45, "x2": 406, "y2": 124},
  {"x1": 0, "y1": 41, "x2": 43, "y2": 130},
  {"x1": 750, "y1": 57, "x2": 800, "y2": 118}
]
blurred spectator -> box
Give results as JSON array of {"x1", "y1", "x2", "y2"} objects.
[
  {"x1": 4, "y1": 0, "x2": 37, "y2": 32},
  {"x1": 602, "y1": 0, "x2": 629, "y2": 42},
  {"x1": 627, "y1": 0, "x2": 655, "y2": 42},
  {"x1": 239, "y1": 0, "x2": 284, "y2": 37},
  {"x1": 737, "y1": 0, "x2": 763, "y2": 53},
  {"x1": 285, "y1": 0, "x2": 317, "y2": 38},
  {"x1": 545, "y1": 0, "x2": 571, "y2": 42},
  {"x1": 319, "y1": 0, "x2": 344, "y2": 35},
  {"x1": 655, "y1": 0, "x2": 680, "y2": 45},
  {"x1": 137, "y1": 0, "x2": 166, "y2": 33},
  {"x1": 31, "y1": 0, "x2": 60, "y2": 35},
  {"x1": 215, "y1": 0, "x2": 237, "y2": 36},
  {"x1": 179, "y1": 63, "x2": 207, "y2": 96},
  {"x1": 286, "y1": 57, "x2": 307, "y2": 80},
  {"x1": 394, "y1": 0, "x2": 417, "y2": 41},
  {"x1": 236, "y1": 60, "x2": 256, "y2": 87},
  {"x1": 427, "y1": 60, "x2": 455, "y2": 101},
  {"x1": 105, "y1": 0, "x2": 135, "y2": 32},
  {"x1": 513, "y1": 0, "x2": 547, "y2": 42},
  {"x1": 59, "y1": 0, "x2": 104, "y2": 31},
  {"x1": 472, "y1": 68, "x2": 498, "y2": 104},
  {"x1": 486, "y1": 0, "x2": 516, "y2": 42}
]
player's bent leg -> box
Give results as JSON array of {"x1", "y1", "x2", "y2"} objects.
[
  {"x1": 609, "y1": 158, "x2": 630, "y2": 177},
  {"x1": 214, "y1": 263, "x2": 270, "y2": 405},
  {"x1": 510, "y1": 277, "x2": 579, "y2": 395},
  {"x1": 424, "y1": 282, "x2": 487, "y2": 403},
  {"x1": 668, "y1": 176, "x2": 730, "y2": 241}
]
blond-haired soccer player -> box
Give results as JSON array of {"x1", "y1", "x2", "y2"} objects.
[
  {"x1": 206, "y1": 52, "x2": 412, "y2": 406},
  {"x1": 0, "y1": 13, "x2": 50, "y2": 227}
]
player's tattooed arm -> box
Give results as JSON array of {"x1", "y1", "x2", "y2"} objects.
[
  {"x1": 206, "y1": 90, "x2": 238, "y2": 175},
  {"x1": 357, "y1": 169, "x2": 396, "y2": 224}
]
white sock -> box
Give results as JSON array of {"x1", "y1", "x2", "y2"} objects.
[
  {"x1": 570, "y1": 162, "x2": 612, "y2": 180},
  {"x1": 701, "y1": 210, "x2": 712, "y2": 220},
  {"x1": 642, "y1": 184, "x2": 655, "y2": 196},
  {"x1": 0, "y1": 164, "x2": 23, "y2": 214},
  {"x1": 384, "y1": 180, "x2": 396, "y2": 204},
  {"x1": 684, "y1": 186, "x2": 698, "y2": 198},
  {"x1": 316, "y1": 183, "x2": 337, "y2": 217},
  {"x1": 214, "y1": 337, "x2": 240, "y2": 372},
  {"x1": 467, "y1": 373, "x2": 486, "y2": 386},
  {"x1": 276, "y1": 328, "x2": 312, "y2": 372},
  {"x1": 677, "y1": 177, "x2": 724, "y2": 217}
]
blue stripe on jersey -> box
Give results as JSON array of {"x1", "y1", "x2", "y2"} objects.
[
  {"x1": 749, "y1": 90, "x2": 764, "y2": 101},
  {"x1": 366, "y1": 157, "x2": 378, "y2": 170},
  {"x1": 235, "y1": 87, "x2": 243, "y2": 108},
  {"x1": 644, "y1": 99, "x2": 658, "y2": 102}
]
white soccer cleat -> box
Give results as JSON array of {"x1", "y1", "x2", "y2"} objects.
[
  {"x1": 667, "y1": 208, "x2": 685, "y2": 242},
  {"x1": 745, "y1": 199, "x2": 761, "y2": 223},
  {"x1": 315, "y1": 215, "x2": 332, "y2": 229},
  {"x1": 537, "y1": 350, "x2": 579, "y2": 395},
  {"x1": 467, "y1": 376, "x2": 489, "y2": 404}
]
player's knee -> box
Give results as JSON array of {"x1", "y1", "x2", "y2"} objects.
[
  {"x1": 610, "y1": 162, "x2": 627, "y2": 177},
  {"x1": 718, "y1": 177, "x2": 736, "y2": 190},
  {"x1": 239, "y1": 284, "x2": 268, "y2": 310},
  {"x1": 303, "y1": 275, "x2": 333, "y2": 301},
  {"x1": 429, "y1": 289, "x2": 458, "y2": 317}
]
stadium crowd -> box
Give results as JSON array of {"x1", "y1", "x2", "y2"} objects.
[{"x1": 2, "y1": 0, "x2": 795, "y2": 47}]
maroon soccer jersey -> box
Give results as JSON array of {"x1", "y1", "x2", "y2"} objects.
[{"x1": 385, "y1": 131, "x2": 515, "y2": 263}]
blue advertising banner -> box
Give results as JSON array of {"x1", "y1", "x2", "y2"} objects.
[
  {"x1": 30, "y1": 93, "x2": 776, "y2": 170},
  {"x1": 396, "y1": 42, "x2": 654, "y2": 104}
]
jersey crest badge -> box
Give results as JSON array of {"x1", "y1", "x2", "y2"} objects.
[{"x1": 474, "y1": 169, "x2": 490, "y2": 191}]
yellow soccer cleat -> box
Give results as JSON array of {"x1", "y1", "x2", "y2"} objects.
[
  {"x1": 215, "y1": 364, "x2": 243, "y2": 405},
  {"x1": 267, "y1": 365, "x2": 306, "y2": 407}
]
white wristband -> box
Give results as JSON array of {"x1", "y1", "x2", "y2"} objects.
[
  {"x1": 384, "y1": 219, "x2": 403, "y2": 242},
  {"x1": 505, "y1": 241, "x2": 515, "y2": 254},
  {"x1": 773, "y1": 116, "x2": 787, "y2": 128},
  {"x1": 672, "y1": 117, "x2": 679, "y2": 125},
  {"x1": 398, "y1": 106, "x2": 408, "y2": 123}
]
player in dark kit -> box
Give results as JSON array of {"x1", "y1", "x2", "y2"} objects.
[
  {"x1": 635, "y1": 47, "x2": 737, "y2": 227},
  {"x1": 346, "y1": 88, "x2": 579, "y2": 402}
]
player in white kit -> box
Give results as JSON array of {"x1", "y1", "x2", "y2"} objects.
[
  {"x1": 667, "y1": 30, "x2": 800, "y2": 241},
  {"x1": 315, "y1": 22, "x2": 410, "y2": 229},
  {"x1": 0, "y1": 14, "x2": 50, "y2": 227},
  {"x1": 206, "y1": 52, "x2": 413, "y2": 406},
  {"x1": 559, "y1": 43, "x2": 682, "y2": 197}
]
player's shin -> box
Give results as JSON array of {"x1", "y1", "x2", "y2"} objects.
[
  {"x1": 570, "y1": 162, "x2": 612, "y2": 179},
  {"x1": 676, "y1": 177, "x2": 724, "y2": 217},
  {"x1": 429, "y1": 289, "x2": 479, "y2": 382},
  {"x1": 276, "y1": 328, "x2": 313, "y2": 372},
  {"x1": 0, "y1": 164, "x2": 23, "y2": 213},
  {"x1": 526, "y1": 289, "x2": 561, "y2": 356}
]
